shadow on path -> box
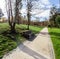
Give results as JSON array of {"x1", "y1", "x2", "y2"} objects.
[
  {"x1": 40, "y1": 32, "x2": 49, "y2": 35},
  {"x1": 18, "y1": 43, "x2": 47, "y2": 59}
]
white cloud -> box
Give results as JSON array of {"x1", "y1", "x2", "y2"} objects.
[
  {"x1": 41, "y1": 0, "x2": 50, "y2": 5},
  {"x1": 40, "y1": 0, "x2": 52, "y2": 9},
  {"x1": 0, "y1": 0, "x2": 7, "y2": 17},
  {"x1": 31, "y1": 9, "x2": 44, "y2": 15},
  {"x1": 0, "y1": 0, "x2": 5, "y2": 9},
  {"x1": 35, "y1": 10, "x2": 50, "y2": 18},
  {"x1": 21, "y1": 9, "x2": 27, "y2": 14},
  {"x1": 32, "y1": 0, "x2": 52, "y2": 11}
]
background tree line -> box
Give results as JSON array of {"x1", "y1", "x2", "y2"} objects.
[{"x1": 49, "y1": 5, "x2": 60, "y2": 28}]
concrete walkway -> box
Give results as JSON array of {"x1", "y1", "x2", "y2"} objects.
[{"x1": 3, "y1": 27, "x2": 55, "y2": 59}]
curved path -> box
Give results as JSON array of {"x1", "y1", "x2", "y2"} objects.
[{"x1": 3, "y1": 27, "x2": 55, "y2": 59}]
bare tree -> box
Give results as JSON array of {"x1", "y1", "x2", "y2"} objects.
[
  {"x1": 15, "y1": 0, "x2": 22, "y2": 24},
  {"x1": 27, "y1": 0, "x2": 33, "y2": 30},
  {"x1": 27, "y1": 0, "x2": 39, "y2": 30},
  {"x1": 5, "y1": 0, "x2": 22, "y2": 33}
]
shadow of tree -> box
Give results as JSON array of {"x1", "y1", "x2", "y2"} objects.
[
  {"x1": 39, "y1": 29, "x2": 60, "y2": 39},
  {"x1": 40, "y1": 32, "x2": 49, "y2": 35},
  {"x1": 18, "y1": 43, "x2": 47, "y2": 59},
  {"x1": 24, "y1": 35, "x2": 36, "y2": 41}
]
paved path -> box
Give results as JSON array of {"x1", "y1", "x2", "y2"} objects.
[{"x1": 3, "y1": 27, "x2": 55, "y2": 59}]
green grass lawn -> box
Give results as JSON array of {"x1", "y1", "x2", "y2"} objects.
[
  {"x1": 16, "y1": 24, "x2": 43, "y2": 34},
  {"x1": 48, "y1": 28, "x2": 60, "y2": 59},
  {"x1": 0, "y1": 23, "x2": 43, "y2": 58}
]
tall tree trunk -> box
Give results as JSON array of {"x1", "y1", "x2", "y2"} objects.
[
  {"x1": 27, "y1": 0, "x2": 32, "y2": 30},
  {"x1": 27, "y1": 11, "x2": 30, "y2": 30},
  {"x1": 10, "y1": 24, "x2": 16, "y2": 33},
  {"x1": 8, "y1": 0, "x2": 16, "y2": 33}
]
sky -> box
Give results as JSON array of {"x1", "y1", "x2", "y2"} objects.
[
  {"x1": 0, "y1": 0, "x2": 6, "y2": 17},
  {"x1": 0, "y1": 0, "x2": 59, "y2": 21}
]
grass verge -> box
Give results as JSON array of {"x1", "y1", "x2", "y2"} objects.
[{"x1": 48, "y1": 28, "x2": 60, "y2": 59}]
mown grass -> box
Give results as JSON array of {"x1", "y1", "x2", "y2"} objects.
[
  {"x1": 16, "y1": 24, "x2": 43, "y2": 34},
  {"x1": 48, "y1": 28, "x2": 60, "y2": 59},
  {"x1": 0, "y1": 35, "x2": 17, "y2": 58},
  {"x1": 0, "y1": 23, "x2": 17, "y2": 58},
  {"x1": 0, "y1": 23, "x2": 43, "y2": 58}
]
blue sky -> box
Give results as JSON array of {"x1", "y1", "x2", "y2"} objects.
[
  {"x1": 49, "y1": 0, "x2": 59, "y2": 7},
  {"x1": 0, "y1": 0, "x2": 59, "y2": 21}
]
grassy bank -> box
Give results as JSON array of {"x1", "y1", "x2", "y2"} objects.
[{"x1": 48, "y1": 28, "x2": 60, "y2": 59}]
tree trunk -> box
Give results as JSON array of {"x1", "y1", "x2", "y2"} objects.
[
  {"x1": 10, "y1": 23, "x2": 16, "y2": 33},
  {"x1": 10, "y1": 27, "x2": 15, "y2": 33},
  {"x1": 27, "y1": 11, "x2": 30, "y2": 30}
]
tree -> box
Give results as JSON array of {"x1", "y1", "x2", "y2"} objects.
[
  {"x1": 27, "y1": 0, "x2": 33, "y2": 30},
  {"x1": 27, "y1": 0, "x2": 43, "y2": 29},
  {"x1": 0, "y1": 8, "x2": 4, "y2": 19},
  {"x1": 6, "y1": 0, "x2": 22, "y2": 33},
  {"x1": 55, "y1": 15, "x2": 60, "y2": 28},
  {"x1": 49, "y1": 6, "x2": 57, "y2": 27},
  {"x1": 15, "y1": 0, "x2": 22, "y2": 24}
]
